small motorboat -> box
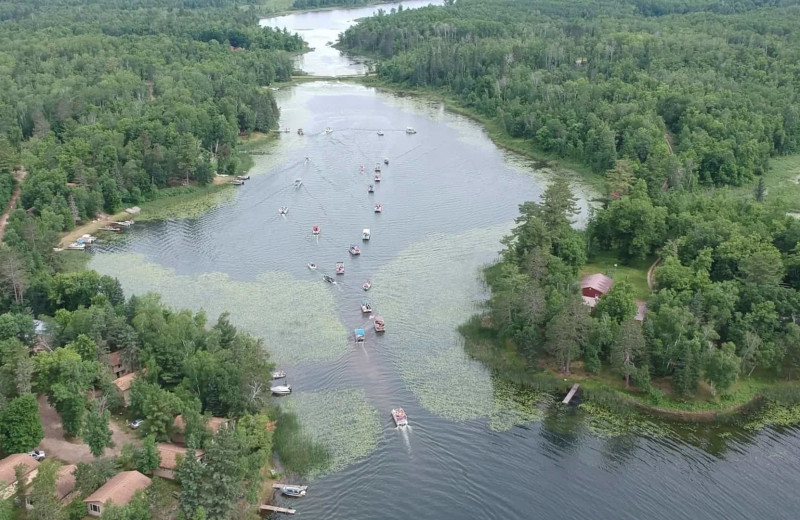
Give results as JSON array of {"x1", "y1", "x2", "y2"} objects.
[
  {"x1": 391, "y1": 408, "x2": 408, "y2": 427},
  {"x1": 362, "y1": 229, "x2": 370, "y2": 240},
  {"x1": 308, "y1": 263, "x2": 317, "y2": 270},
  {"x1": 81, "y1": 234, "x2": 98, "y2": 244},
  {"x1": 100, "y1": 225, "x2": 121, "y2": 232},
  {"x1": 237, "y1": 175, "x2": 250, "y2": 180},
  {"x1": 294, "y1": 178, "x2": 303, "y2": 188},
  {"x1": 335, "y1": 261, "x2": 345, "y2": 275},
  {"x1": 368, "y1": 184, "x2": 375, "y2": 193},
  {"x1": 115, "y1": 220, "x2": 134, "y2": 227},
  {"x1": 271, "y1": 384, "x2": 292, "y2": 396},
  {"x1": 374, "y1": 204, "x2": 382, "y2": 213},
  {"x1": 66, "y1": 242, "x2": 85, "y2": 251},
  {"x1": 323, "y1": 274, "x2": 335, "y2": 284},
  {"x1": 279, "y1": 206, "x2": 289, "y2": 215},
  {"x1": 297, "y1": 128, "x2": 304, "y2": 135},
  {"x1": 280, "y1": 485, "x2": 306, "y2": 498},
  {"x1": 312, "y1": 225, "x2": 320, "y2": 236},
  {"x1": 384, "y1": 158, "x2": 389, "y2": 165},
  {"x1": 362, "y1": 280, "x2": 371, "y2": 291},
  {"x1": 374, "y1": 316, "x2": 385, "y2": 333},
  {"x1": 361, "y1": 300, "x2": 372, "y2": 313},
  {"x1": 374, "y1": 172, "x2": 381, "y2": 182},
  {"x1": 377, "y1": 130, "x2": 384, "y2": 136},
  {"x1": 405, "y1": 127, "x2": 417, "y2": 134},
  {"x1": 374, "y1": 163, "x2": 381, "y2": 172},
  {"x1": 360, "y1": 165, "x2": 365, "y2": 173},
  {"x1": 231, "y1": 179, "x2": 244, "y2": 186},
  {"x1": 349, "y1": 244, "x2": 361, "y2": 255},
  {"x1": 354, "y1": 328, "x2": 365, "y2": 343},
  {"x1": 324, "y1": 127, "x2": 333, "y2": 134},
  {"x1": 272, "y1": 371, "x2": 286, "y2": 379}
]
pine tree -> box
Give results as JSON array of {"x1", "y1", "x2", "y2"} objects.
[
  {"x1": 610, "y1": 319, "x2": 646, "y2": 388},
  {"x1": 754, "y1": 176, "x2": 766, "y2": 202},
  {"x1": 134, "y1": 435, "x2": 161, "y2": 475},
  {"x1": 84, "y1": 401, "x2": 113, "y2": 458}
]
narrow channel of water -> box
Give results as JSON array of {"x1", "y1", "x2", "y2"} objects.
[{"x1": 87, "y1": 4, "x2": 800, "y2": 519}]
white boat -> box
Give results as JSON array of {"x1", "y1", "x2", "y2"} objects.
[
  {"x1": 294, "y1": 178, "x2": 303, "y2": 188},
  {"x1": 307, "y1": 263, "x2": 317, "y2": 270},
  {"x1": 405, "y1": 127, "x2": 417, "y2": 134},
  {"x1": 272, "y1": 371, "x2": 286, "y2": 379},
  {"x1": 231, "y1": 179, "x2": 244, "y2": 186},
  {"x1": 368, "y1": 184, "x2": 374, "y2": 193},
  {"x1": 374, "y1": 204, "x2": 382, "y2": 213},
  {"x1": 271, "y1": 384, "x2": 292, "y2": 396},
  {"x1": 384, "y1": 158, "x2": 389, "y2": 165},
  {"x1": 114, "y1": 220, "x2": 134, "y2": 227},
  {"x1": 349, "y1": 244, "x2": 361, "y2": 255},
  {"x1": 66, "y1": 242, "x2": 85, "y2": 251},
  {"x1": 374, "y1": 172, "x2": 381, "y2": 182},
  {"x1": 237, "y1": 175, "x2": 250, "y2": 180},
  {"x1": 362, "y1": 229, "x2": 370, "y2": 240},
  {"x1": 361, "y1": 300, "x2": 372, "y2": 313},
  {"x1": 362, "y1": 280, "x2": 371, "y2": 291},
  {"x1": 312, "y1": 225, "x2": 320, "y2": 236},
  {"x1": 81, "y1": 234, "x2": 98, "y2": 244},
  {"x1": 324, "y1": 127, "x2": 333, "y2": 134},
  {"x1": 377, "y1": 130, "x2": 384, "y2": 136},
  {"x1": 279, "y1": 206, "x2": 289, "y2": 215},
  {"x1": 391, "y1": 408, "x2": 408, "y2": 427},
  {"x1": 280, "y1": 485, "x2": 306, "y2": 498}
]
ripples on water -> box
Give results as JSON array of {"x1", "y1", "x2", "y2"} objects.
[{"x1": 88, "y1": 80, "x2": 800, "y2": 519}]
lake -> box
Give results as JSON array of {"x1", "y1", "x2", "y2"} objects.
[{"x1": 88, "y1": 3, "x2": 800, "y2": 519}]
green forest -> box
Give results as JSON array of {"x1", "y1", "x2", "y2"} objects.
[
  {"x1": 341, "y1": 0, "x2": 800, "y2": 403},
  {"x1": 341, "y1": 0, "x2": 800, "y2": 190}
]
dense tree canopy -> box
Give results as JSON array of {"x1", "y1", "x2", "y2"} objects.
[{"x1": 341, "y1": 0, "x2": 800, "y2": 190}]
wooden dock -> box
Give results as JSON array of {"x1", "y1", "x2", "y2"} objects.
[
  {"x1": 272, "y1": 484, "x2": 308, "y2": 491},
  {"x1": 260, "y1": 504, "x2": 296, "y2": 515},
  {"x1": 562, "y1": 383, "x2": 580, "y2": 404}
]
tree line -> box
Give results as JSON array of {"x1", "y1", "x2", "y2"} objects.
[
  {"x1": 0, "y1": 0, "x2": 303, "y2": 234},
  {"x1": 340, "y1": 0, "x2": 800, "y2": 192}
]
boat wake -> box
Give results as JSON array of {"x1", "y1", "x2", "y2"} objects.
[{"x1": 399, "y1": 424, "x2": 412, "y2": 454}]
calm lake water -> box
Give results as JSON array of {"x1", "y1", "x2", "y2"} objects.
[{"x1": 88, "y1": 4, "x2": 800, "y2": 519}]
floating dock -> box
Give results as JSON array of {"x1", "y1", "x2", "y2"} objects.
[
  {"x1": 260, "y1": 504, "x2": 296, "y2": 515},
  {"x1": 562, "y1": 383, "x2": 580, "y2": 404}
]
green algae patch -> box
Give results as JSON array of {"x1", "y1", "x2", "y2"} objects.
[
  {"x1": 136, "y1": 185, "x2": 236, "y2": 222},
  {"x1": 282, "y1": 388, "x2": 382, "y2": 476},
  {"x1": 89, "y1": 253, "x2": 348, "y2": 364},
  {"x1": 579, "y1": 402, "x2": 671, "y2": 438}
]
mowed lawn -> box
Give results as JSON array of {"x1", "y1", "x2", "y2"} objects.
[{"x1": 579, "y1": 251, "x2": 653, "y2": 300}]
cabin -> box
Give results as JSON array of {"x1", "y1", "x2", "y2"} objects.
[
  {"x1": 0, "y1": 454, "x2": 39, "y2": 500},
  {"x1": 154, "y1": 444, "x2": 203, "y2": 480},
  {"x1": 25, "y1": 464, "x2": 77, "y2": 508},
  {"x1": 581, "y1": 273, "x2": 614, "y2": 300},
  {"x1": 113, "y1": 372, "x2": 140, "y2": 407},
  {"x1": 108, "y1": 350, "x2": 130, "y2": 379},
  {"x1": 83, "y1": 471, "x2": 151, "y2": 517},
  {"x1": 171, "y1": 415, "x2": 229, "y2": 444}
]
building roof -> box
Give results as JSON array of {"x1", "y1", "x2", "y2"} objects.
[
  {"x1": 113, "y1": 371, "x2": 139, "y2": 392},
  {"x1": 173, "y1": 415, "x2": 228, "y2": 434},
  {"x1": 157, "y1": 444, "x2": 203, "y2": 471},
  {"x1": 24, "y1": 464, "x2": 76, "y2": 500},
  {"x1": 83, "y1": 471, "x2": 151, "y2": 506},
  {"x1": 580, "y1": 273, "x2": 614, "y2": 295},
  {"x1": 0, "y1": 454, "x2": 39, "y2": 488},
  {"x1": 635, "y1": 300, "x2": 647, "y2": 322}
]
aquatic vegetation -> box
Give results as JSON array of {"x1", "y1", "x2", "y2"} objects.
[
  {"x1": 372, "y1": 225, "x2": 550, "y2": 428},
  {"x1": 89, "y1": 253, "x2": 349, "y2": 364},
  {"x1": 488, "y1": 378, "x2": 551, "y2": 432},
  {"x1": 281, "y1": 388, "x2": 382, "y2": 476},
  {"x1": 743, "y1": 404, "x2": 800, "y2": 431},
  {"x1": 579, "y1": 403, "x2": 671, "y2": 438},
  {"x1": 272, "y1": 406, "x2": 330, "y2": 476},
  {"x1": 136, "y1": 185, "x2": 236, "y2": 222}
]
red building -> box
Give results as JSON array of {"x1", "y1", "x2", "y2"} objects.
[{"x1": 580, "y1": 273, "x2": 614, "y2": 300}]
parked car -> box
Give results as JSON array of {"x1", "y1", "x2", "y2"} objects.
[
  {"x1": 128, "y1": 419, "x2": 144, "y2": 429},
  {"x1": 28, "y1": 450, "x2": 45, "y2": 461}
]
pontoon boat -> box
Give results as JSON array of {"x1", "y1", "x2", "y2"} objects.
[
  {"x1": 231, "y1": 179, "x2": 244, "y2": 186},
  {"x1": 368, "y1": 184, "x2": 375, "y2": 193},
  {"x1": 280, "y1": 486, "x2": 306, "y2": 498},
  {"x1": 272, "y1": 371, "x2": 286, "y2": 379},
  {"x1": 374, "y1": 172, "x2": 381, "y2": 182},
  {"x1": 362, "y1": 280, "x2": 372, "y2": 291},
  {"x1": 374, "y1": 204, "x2": 382, "y2": 213},
  {"x1": 354, "y1": 328, "x2": 365, "y2": 343},
  {"x1": 362, "y1": 229, "x2": 370, "y2": 240},
  {"x1": 237, "y1": 175, "x2": 250, "y2": 180},
  {"x1": 349, "y1": 244, "x2": 361, "y2": 255},
  {"x1": 66, "y1": 242, "x2": 85, "y2": 251},
  {"x1": 335, "y1": 262, "x2": 345, "y2": 274},
  {"x1": 405, "y1": 127, "x2": 417, "y2": 134}
]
